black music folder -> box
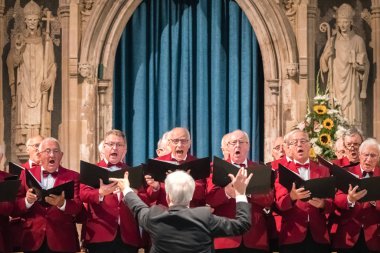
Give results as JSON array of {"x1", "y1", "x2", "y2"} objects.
[
  {"x1": 9, "y1": 162, "x2": 24, "y2": 177},
  {"x1": 144, "y1": 157, "x2": 211, "y2": 182},
  {"x1": 80, "y1": 160, "x2": 143, "y2": 189},
  {"x1": 25, "y1": 169, "x2": 74, "y2": 204},
  {"x1": 317, "y1": 155, "x2": 359, "y2": 171},
  {"x1": 328, "y1": 165, "x2": 380, "y2": 202},
  {"x1": 212, "y1": 156, "x2": 274, "y2": 194},
  {"x1": 0, "y1": 179, "x2": 21, "y2": 202},
  {"x1": 278, "y1": 164, "x2": 335, "y2": 199}
]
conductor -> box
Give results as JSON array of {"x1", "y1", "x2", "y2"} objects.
[{"x1": 111, "y1": 168, "x2": 252, "y2": 253}]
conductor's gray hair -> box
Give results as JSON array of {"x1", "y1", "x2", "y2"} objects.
[{"x1": 165, "y1": 170, "x2": 195, "y2": 206}]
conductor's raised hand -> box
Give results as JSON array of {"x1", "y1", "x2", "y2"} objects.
[
  {"x1": 110, "y1": 171, "x2": 130, "y2": 192},
  {"x1": 228, "y1": 168, "x2": 253, "y2": 196},
  {"x1": 144, "y1": 175, "x2": 160, "y2": 191}
]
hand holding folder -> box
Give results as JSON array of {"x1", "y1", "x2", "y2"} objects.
[
  {"x1": 212, "y1": 157, "x2": 274, "y2": 194},
  {"x1": 317, "y1": 156, "x2": 380, "y2": 202},
  {"x1": 144, "y1": 157, "x2": 211, "y2": 182},
  {"x1": 25, "y1": 170, "x2": 74, "y2": 205},
  {"x1": 80, "y1": 160, "x2": 143, "y2": 189},
  {"x1": 278, "y1": 164, "x2": 335, "y2": 200}
]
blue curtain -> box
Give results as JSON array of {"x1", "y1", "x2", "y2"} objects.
[{"x1": 113, "y1": 0, "x2": 264, "y2": 166}]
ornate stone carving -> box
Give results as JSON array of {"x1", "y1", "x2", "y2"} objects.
[
  {"x1": 5, "y1": 0, "x2": 59, "y2": 160},
  {"x1": 80, "y1": 0, "x2": 95, "y2": 34},
  {"x1": 286, "y1": 62, "x2": 298, "y2": 79},
  {"x1": 281, "y1": 0, "x2": 300, "y2": 29},
  {"x1": 78, "y1": 62, "x2": 94, "y2": 83}
]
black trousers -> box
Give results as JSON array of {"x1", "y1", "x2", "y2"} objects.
[
  {"x1": 25, "y1": 238, "x2": 73, "y2": 253},
  {"x1": 279, "y1": 230, "x2": 330, "y2": 253},
  {"x1": 337, "y1": 229, "x2": 376, "y2": 253},
  {"x1": 215, "y1": 243, "x2": 269, "y2": 253},
  {"x1": 86, "y1": 229, "x2": 138, "y2": 253}
]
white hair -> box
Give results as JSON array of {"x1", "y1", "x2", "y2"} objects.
[
  {"x1": 359, "y1": 138, "x2": 380, "y2": 154},
  {"x1": 38, "y1": 137, "x2": 61, "y2": 152},
  {"x1": 165, "y1": 171, "x2": 195, "y2": 206}
]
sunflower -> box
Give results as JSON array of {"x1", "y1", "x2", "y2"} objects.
[
  {"x1": 322, "y1": 118, "x2": 334, "y2": 130},
  {"x1": 313, "y1": 104, "x2": 327, "y2": 115},
  {"x1": 309, "y1": 147, "x2": 316, "y2": 158},
  {"x1": 319, "y1": 133, "x2": 331, "y2": 146}
]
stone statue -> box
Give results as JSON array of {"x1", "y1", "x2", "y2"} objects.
[
  {"x1": 320, "y1": 3, "x2": 369, "y2": 128},
  {"x1": 6, "y1": 0, "x2": 57, "y2": 148}
]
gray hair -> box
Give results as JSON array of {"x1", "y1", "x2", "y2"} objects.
[
  {"x1": 343, "y1": 127, "x2": 364, "y2": 143},
  {"x1": 169, "y1": 127, "x2": 191, "y2": 141},
  {"x1": 359, "y1": 138, "x2": 380, "y2": 154},
  {"x1": 230, "y1": 129, "x2": 250, "y2": 144},
  {"x1": 157, "y1": 131, "x2": 170, "y2": 149},
  {"x1": 26, "y1": 135, "x2": 44, "y2": 147},
  {"x1": 38, "y1": 137, "x2": 61, "y2": 152},
  {"x1": 284, "y1": 129, "x2": 308, "y2": 143},
  {"x1": 104, "y1": 129, "x2": 126, "y2": 140},
  {"x1": 165, "y1": 170, "x2": 195, "y2": 206}
]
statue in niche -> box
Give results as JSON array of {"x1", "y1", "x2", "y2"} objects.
[
  {"x1": 6, "y1": 0, "x2": 57, "y2": 154},
  {"x1": 320, "y1": 3, "x2": 369, "y2": 128}
]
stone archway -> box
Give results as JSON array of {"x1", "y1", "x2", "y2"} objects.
[{"x1": 78, "y1": 0, "x2": 300, "y2": 162}]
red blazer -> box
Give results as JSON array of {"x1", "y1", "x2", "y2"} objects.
[
  {"x1": 275, "y1": 160, "x2": 333, "y2": 245},
  {"x1": 270, "y1": 156, "x2": 292, "y2": 171},
  {"x1": 14, "y1": 166, "x2": 82, "y2": 252},
  {"x1": 0, "y1": 170, "x2": 13, "y2": 253},
  {"x1": 268, "y1": 156, "x2": 292, "y2": 239},
  {"x1": 333, "y1": 165, "x2": 380, "y2": 251},
  {"x1": 146, "y1": 153, "x2": 207, "y2": 207},
  {"x1": 22, "y1": 161, "x2": 32, "y2": 170},
  {"x1": 332, "y1": 157, "x2": 350, "y2": 167},
  {"x1": 206, "y1": 159, "x2": 274, "y2": 250},
  {"x1": 79, "y1": 160, "x2": 142, "y2": 247}
]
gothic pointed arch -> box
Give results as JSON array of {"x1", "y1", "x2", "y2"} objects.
[{"x1": 79, "y1": 0, "x2": 299, "y2": 161}]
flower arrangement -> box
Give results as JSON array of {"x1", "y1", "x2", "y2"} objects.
[{"x1": 297, "y1": 90, "x2": 350, "y2": 160}]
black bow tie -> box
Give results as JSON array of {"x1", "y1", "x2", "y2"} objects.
[
  {"x1": 107, "y1": 162, "x2": 123, "y2": 168},
  {"x1": 42, "y1": 170, "x2": 58, "y2": 178},
  {"x1": 362, "y1": 171, "x2": 374, "y2": 178}
]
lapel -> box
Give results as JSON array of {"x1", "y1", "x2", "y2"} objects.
[
  {"x1": 53, "y1": 166, "x2": 65, "y2": 187},
  {"x1": 374, "y1": 166, "x2": 380, "y2": 177},
  {"x1": 309, "y1": 160, "x2": 319, "y2": 179},
  {"x1": 30, "y1": 165, "x2": 42, "y2": 183},
  {"x1": 349, "y1": 165, "x2": 362, "y2": 178}
]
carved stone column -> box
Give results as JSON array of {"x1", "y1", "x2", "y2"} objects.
[
  {"x1": 59, "y1": 0, "x2": 81, "y2": 171},
  {"x1": 372, "y1": 0, "x2": 380, "y2": 138},
  {"x1": 0, "y1": 0, "x2": 5, "y2": 169},
  {"x1": 78, "y1": 63, "x2": 97, "y2": 163},
  {"x1": 296, "y1": 0, "x2": 317, "y2": 119}
]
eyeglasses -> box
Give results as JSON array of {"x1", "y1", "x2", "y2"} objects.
[
  {"x1": 104, "y1": 142, "x2": 125, "y2": 148},
  {"x1": 273, "y1": 145, "x2": 283, "y2": 151},
  {"x1": 28, "y1": 143, "x2": 40, "y2": 149},
  {"x1": 361, "y1": 153, "x2": 379, "y2": 159},
  {"x1": 169, "y1": 139, "x2": 189, "y2": 145},
  {"x1": 40, "y1": 149, "x2": 61, "y2": 155},
  {"x1": 288, "y1": 139, "x2": 308, "y2": 145},
  {"x1": 344, "y1": 142, "x2": 361, "y2": 149},
  {"x1": 228, "y1": 140, "x2": 248, "y2": 146}
]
